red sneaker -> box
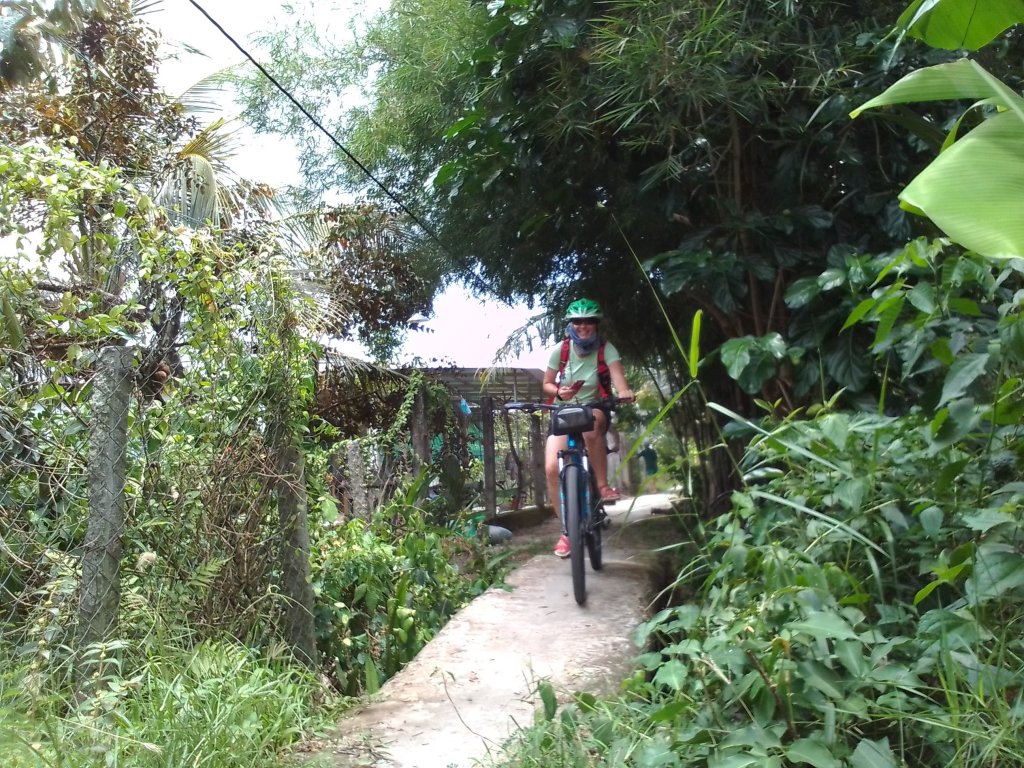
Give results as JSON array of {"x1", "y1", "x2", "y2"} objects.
[
  {"x1": 554, "y1": 534, "x2": 570, "y2": 558},
  {"x1": 600, "y1": 486, "x2": 621, "y2": 502}
]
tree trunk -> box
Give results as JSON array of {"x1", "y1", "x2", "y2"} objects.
[
  {"x1": 275, "y1": 431, "x2": 319, "y2": 668},
  {"x1": 79, "y1": 346, "x2": 132, "y2": 653}
]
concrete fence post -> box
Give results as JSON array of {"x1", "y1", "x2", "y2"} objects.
[{"x1": 79, "y1": 345, "x2": 133, "y2": 654}]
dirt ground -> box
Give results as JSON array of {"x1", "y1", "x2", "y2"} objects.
[{"x1": 293, "y1": 494, "x2": 682, "y2": 768}]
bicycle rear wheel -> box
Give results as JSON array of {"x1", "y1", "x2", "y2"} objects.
[
  {"x1": 586, "y1": 469, "x2": 603, "y2": 570},
  {"x1": 563, "y1": 463, "x2": 586, "y2": 605}
]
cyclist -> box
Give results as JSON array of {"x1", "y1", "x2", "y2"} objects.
[{"x1": 542, "y1": 298, "x2": 634, "y2": 557}]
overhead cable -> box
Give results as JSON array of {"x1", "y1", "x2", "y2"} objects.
[{"x1": 185, "y1": 0, "x2": 444, "y2": 246}]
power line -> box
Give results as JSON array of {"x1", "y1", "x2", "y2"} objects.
[{"x1": 185, "y1": 0, "x2": 445, "y2": 247}]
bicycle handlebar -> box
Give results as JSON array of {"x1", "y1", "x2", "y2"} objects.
[{"x1": 503, "y1": 396, "x2": 630, "y2": 414}]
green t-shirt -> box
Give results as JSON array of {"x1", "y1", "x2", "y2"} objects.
[{"x1": 547, "y1": 339, "x2": 620, "y2": 402}]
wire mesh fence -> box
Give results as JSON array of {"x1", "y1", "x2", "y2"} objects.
[{"x1": 0, "y1": 342, "x2": 289, "y2": 685}]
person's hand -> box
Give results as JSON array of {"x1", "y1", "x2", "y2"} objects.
[
  {"x1": 617, "y1": 389, "x2": 635, "y2": 404},
  {"x1": 557, "y1": 381, "x2": 584, "y2": 400}
]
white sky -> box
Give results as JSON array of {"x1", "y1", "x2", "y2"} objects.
[{"x1": 151, "y1": 0, "x2": 546, "y2": 370}]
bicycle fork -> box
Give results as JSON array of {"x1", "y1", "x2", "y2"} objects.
[{"x1": 557, "y1": 446, "x2": 591, "y2": 532}]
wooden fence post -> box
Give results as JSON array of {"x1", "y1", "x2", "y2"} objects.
[
  {"x1": 530, "y1": 414, "x2": 546, "y2": 509},
  {"x1": 481, "y1": 396, "x2": 497, "y2": 516}
]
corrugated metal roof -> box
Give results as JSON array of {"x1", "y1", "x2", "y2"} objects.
[{"x1": 414, "y1": 366, "x2": 546, "y2": 406}]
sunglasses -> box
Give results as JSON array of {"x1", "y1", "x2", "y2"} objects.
[{"x1": 570, "y1": 318, "x2": 598, "y2": 326}]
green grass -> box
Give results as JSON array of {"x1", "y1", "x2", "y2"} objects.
[{"x1": 1, "y1": 641, "x2": 337, "y2": 768}]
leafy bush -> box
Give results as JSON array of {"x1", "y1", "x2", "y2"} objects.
[{"x1": 312, "y1": 485, "x2": 502, "y2": 695}]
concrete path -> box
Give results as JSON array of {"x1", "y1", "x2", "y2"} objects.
[{"x1": 297, "y1": 494, "x2": 678, "y2": 768}]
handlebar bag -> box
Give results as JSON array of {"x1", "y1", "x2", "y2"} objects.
[{"x1": 552, "y1": 405, "x2": 595, "y2": 436}]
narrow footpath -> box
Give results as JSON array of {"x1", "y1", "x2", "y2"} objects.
[{"x1": 296, "y1": 494, "x2": 680, "y2": 768}]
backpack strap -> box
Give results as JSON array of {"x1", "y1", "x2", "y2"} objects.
[
  {"x1": 546, "y1": 338, "x2": 572, "y2": 404},
  {"x1": 596, "y1": 341, "x2": 612, "y2": 399}
]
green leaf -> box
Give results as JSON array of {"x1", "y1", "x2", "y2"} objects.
[
  {"x1": 939, "y1": 353, "x2": 989, "y2": 406},
  {"x1": 1, "y1": 293, "x2": 24, "y2": 348},
  {"x1": 907, "y1": 283, "x2": 936, "y2": 314},
  {"x1": 709, "y1": 755, "x2": 761, "y2": 768},
  {"x1": 364, "y1": 656, "x2": 380, "y2": 694},
  {"x1": 319, "y1": 495, "x2": 338, "y2": 523},
  {"x1": 842, "y1": 296, "x2": 877, "y2": 331},
  {"x1": 786, "y1": 737, "x2": 840, "y2": 768},
  {"x1": 930, "y1": 397, "x2": 980, "y2": 448},
  {"x1": 787, "y1": 611, "x2": 859, "y2": 641},
  {"x1": 796, "y1": 660, "x2": 844, "y2": 699},
  {"x1": 689, "y1": 310, "x2": 702, "y2": 379},
  {"x1": 919, "y1": 505, "x2": 944, "y2": 536},
  {"x1": 1000, "y1": 314, "x2": 1024, "y2": 358},
  {"x1": 850, "y1": 737, "x2": 897, "y2": 768},
  {"x1": 648, "y1": 700, "x2": 689, "y2": 723},
  {"x1": 834, "y1": 477, "x2": 869, "y2": 513},
  {"x1": 819, "y1": 413, "x2": 850, "y2": 450},
  {"x1": 871, "y1": 295, "x2": 905, "y2": 351},
  {"x1": 538, "y1": 680, "x2": 557, "y2": 720},
  {"x1": 948, "y1": 297, "x2": 982, "y2": 316},
  {"x1": 720, "y1": 337, "x2": 752, "y2": 381},
  {"x1": 901, "y1": 111, "x2": 1024, "y2": 257},
  {"x1": 786, "y1": 277, "x2": 822, "y2": 308},
  {"x1": 817, "y1": 268, "x2": 846, "y2": 291},
  {"x1": 914, "y1": 578, "x2": 944, "y2": 605},
  {"x1": 960, "y1": 508, "x2": 1015, "y2": 533},
  {"x1": 639, "y1": 737, "x2": 684, "y2": 767},
  {"x1": 852, "y1": 59, "x2": 1024, "y2": 119},
  {"x1": 720, "y1": 336, "x2": 784, "y2": 394},
  {"x1": 430, "y1": 161, "x2": 461, "y2": 188},
  {"x1": 834, "y1": 639, "x2": 869, "y2": 679},
  {"x1": 653, "y1": 659, "x2": 688, "y2": 691},
  {"x1": 897, "y1": 0, "x2": 1024, "y2": 51},
  {"x1": 966, "y1": 546, "x2": 1024, "y2": 604},
  {"x1": 823, "y1": 333, "x2": 872, "y2": 391}
]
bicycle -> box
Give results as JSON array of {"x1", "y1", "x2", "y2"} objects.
[{"x1": 503, "y1": 396, "x2": 622, "y2": 605}]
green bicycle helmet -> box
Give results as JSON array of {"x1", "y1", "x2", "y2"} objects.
[{"x1": 564, "y1": 298, "x2": 603, "y2": 320}]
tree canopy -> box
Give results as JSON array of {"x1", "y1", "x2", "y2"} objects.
[{"x1": 240, "y1": 0, "x2": 997, "y2": 414}]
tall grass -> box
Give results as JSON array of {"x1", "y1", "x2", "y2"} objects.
[{"x1": 1, "y1": 640, "x2": 329, "y2": 768}]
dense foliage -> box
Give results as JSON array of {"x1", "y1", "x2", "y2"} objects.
[
  {"x1": 0, "y1": 3, "x2": 504, "y2": 764},
  {"x1": 503, "y1": 243, "x2": 1024, "y2": 767},
  {"x1": 4, "y1": 0, "x2": 1024, "y2": 765},
  {"x1": 496, "y1": 0, "x2": 1024, "y2": 763}
]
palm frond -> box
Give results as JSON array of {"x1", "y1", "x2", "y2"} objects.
[
  {"x1": 156, "y1": 153, "x2": 219, "y2": 226},
  {"x1": 176, "y1": 117, "x2": 239, "y2": 175},
  {"x1": 491, "y1": 311, "x2": 556, "y2": 365},
  {"x1": 174, "y1": 66, "x2": 240, "y2": 114}
]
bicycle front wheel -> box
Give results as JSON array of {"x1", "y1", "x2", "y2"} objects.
[{"x1": 563, "y1": 463, "x2": 586, "y2": 605}]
